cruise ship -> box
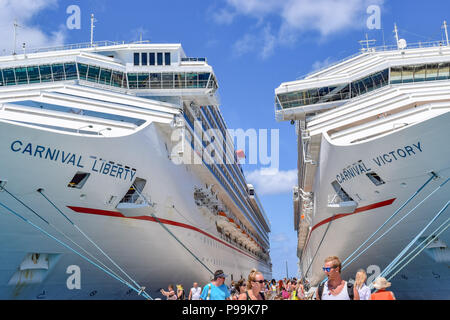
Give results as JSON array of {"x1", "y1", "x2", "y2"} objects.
[
  {"x1": 275, "y1": 27, "x2": 449, "y2": 299},
  {"x1": 0, "y1": 39, "x2": 271, "y2": 299}
]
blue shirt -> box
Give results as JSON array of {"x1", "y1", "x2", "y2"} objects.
[{"x1": 200, "y1": 283, "x2": 230, "y2": 300}]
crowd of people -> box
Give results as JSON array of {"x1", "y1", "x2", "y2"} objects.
[{"x1": 159, "y1": 255, "x2": 396, "y2": 300}]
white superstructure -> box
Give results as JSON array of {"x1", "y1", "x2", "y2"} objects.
[
  {"x1": 0, "y1": 40, "x2": 271, "y2": 299},
  {"x1": 276, "y1": 34, "x2": 449, "y2": 299}
]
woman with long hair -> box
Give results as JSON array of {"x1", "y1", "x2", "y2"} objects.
[
  {"x1": 238, "y1": 269, "x2": 265, "y2": 300},
  {"x1": 354, "y1": 269, "x2": 371, "y2": 300}
]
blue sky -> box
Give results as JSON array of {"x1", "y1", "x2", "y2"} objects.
[{"x1": 2, "y1": 0, "x2": 450, "y2": 280}]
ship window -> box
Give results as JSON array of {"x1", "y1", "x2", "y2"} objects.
[
  {"x1": 162, "y1": 72, "x2": 173, "y2": 88},
  {"x1": 426, "y1": 63, "x2": 438, "y2": 81},
  {"x1": 401, "y1": 65, "x2": 414, "y2": 83},
  {"x1": 198, "y1": 73, "x2": 210, "y2": 88},
  {"x1": 111, "y1": 71, "x2": 124, "y2": 87},
  {"x1": 0, "y1": 70, "x2": 3, "y2": 86},
  {"x1": 99, "y1": 68, "x2": 112, "y2": 85},
  {"x1": 366, "y1": 172, "x2": 385, "y2": 186},
  {"x1": 174, "y1": 73, "x2": 185, "y2": 88},
  {"x1": 87, "y1": 65, "x2": 100, "y2": 82},
  {"x1": 164, "y1": 52, "x2": 171, "y2": 65},
  {"x1": 414, "y1": 64, "x2": 426, "y2": 82},
  {"x1": 149, "y1": 53, "x2": 155, "y2": 65},
  {"x1": 77, "y1": 63, "x2": 88, "y2": 80},
  {"x1": 133, "y1": 52, "x2": 140, "y2": 66},
  {"x1": 157, "y1": 52, "x2": 163, "y2": 65},
  {"x1": 39, "y1": 65, "x2": 52, "y2": 82},
  {"x1": 437, "y1": 62, "x2": 450, "y2": 80},
  {"x1": 150, "y1": 73, "x2": 161, "y2": 88},
  {"x1": 3, "y1": 68, "x2": 16, "y2": 85},
  {"x1": 390, "y1": 67, "x2": 402, "y2": 84},
  {"x1": 119, "y1": 177, "x2": 147, "y2": 204},
  {"x1": 68, "y1": 172, "x2": 90, "y2": 189},
  {"x1": 331, "y1": 180, "x2": 353, "y2": 202},
  {"x1": 138, "y1": 73, "x2": 149, "y2": 89},
  {"x1": 128, "y1": 73, "x2": 138, "y2": 89},
  {"x1": 52, "y1": 64, "x2": 65, "y2": 81},
  {"x1": 14, "y1": 67, "x2": 28, "y2": 84},
  {"x1": 186, "y1": 73, "x2": 198, "y2": 88},
  {"x1": 141, "y1": 52, "x2": 148, "y2": 66},
  {"x1": 64, "y1": 63, "x2": 78, "y2": 80}
]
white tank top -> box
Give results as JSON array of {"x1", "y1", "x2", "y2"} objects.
[{"x1": 321, "y1": 281, "x2": 350, "y2": 300}]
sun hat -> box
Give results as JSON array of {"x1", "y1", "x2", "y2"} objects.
[
  {"x1": 373, "y1": 277, "x2": 391, "y2": 290},
  {"x1": 214, "y1": 269, "x2": 228, "y2": 279}
]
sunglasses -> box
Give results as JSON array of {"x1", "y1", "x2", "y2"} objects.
[
  {"x1": 252, "y1": 280, "x2": 265, "y2": 284},
  {"x1": 322, "y1": 266, "x2": 336, "y2": 272}
]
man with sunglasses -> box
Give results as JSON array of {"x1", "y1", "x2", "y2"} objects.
[
  {"x1": 200, "y1": 270, "x2": 231, "y2": 300},
  {"x1": 316, "y1": 256, "x2": 360, "y2": 300}
]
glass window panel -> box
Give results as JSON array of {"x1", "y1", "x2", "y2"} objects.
[
  {"x1": 350, "y1": 82, "x2": 359, "y2": 97},
  {"x1": 363, "y1": 75, "x2": 374, "y2": 92},
  {"x1": 128, "y1": 73, "x2": 138, "y2": 89},
  {"x1": 390, "y1": 67, "x2": 402, "y2": 84},
  {"x1": 141, "y1": 52, "x2": 148, "y2": 66},
  {"x1": 208, "y1": 74, "x2": 218, "y2": 89},
  {"x1": 150, "y1": 73, "x2": 161, "y2": 88},
  {"x1": 64, "y1": 63, "x2": 78, "y2": 80},
  {"x1": 3, "y1": 68, "x2": 16, "y2": 85},
  {"x1": 437, "y1": 62, "x2": 450, "y2": 80},
  {"x1": 318, "y1": 87, "x2": 329, "y2": 97},
  {"x1": 52, "y1": 64, "x2": 65, "y2": 81},
  {"x1": 174, "y1": 73, "x2": 185, "y2": 88},
  {"x1": 87, "y1": 65, "x2": 100, "y2": 82},
  {"x1": 157, "y1": 52, "x2": 163, "y2": 66},
  {"x1": 381, "y1": 69, "x2": 389, "y2": 85},
  {"x1": 186, "y1": 73, "x2": 198, "y2": 88},
  {"x1": 138, "y1": 73, "x2": 149, "y2": 89},
  {"x1": 39, "y1": 65, "x2": 52, "y2": 83},
  {"x1": 164, "y1": 52, "x2": 171, "y2": 65},
  {"x1": 149, "y1": 53, "x2": 155, "y2": 65},
  {"x1": 122, "y1": 73, "x2": 128, "y2": 88},
  {"x1": 99, "y1": 68, "x2": 112, "y2": 85},
  {"x1": 134, "y1": 52, "x2": 140, "y2": 66},
  {"x1": 425, "y1": 63, "x2": 438, "y2": 81},
  {"x1": 162, "y1": 72, "x2": 173, "y2": 88},
  {"x1": 307, "y1": 88, "x2": 319, "y2": 104},
  {"x1": 0, "y1": 70, "x2": 3, "y2": 86},
  {"x1": 27, "y1": 66, "x2": 40, "y2": 83},
  {"x1": 77, "y1": 63, "x2": 88, "y2": 80},
  {"x1": 111, "y1": 71, "x2": 123, "y2": 87},
  {"x1": 339, "y1": 84, "x2": 351, "y2": 100},
  {"x1": 198, "y1": 72, "x2": 210, "y2": 87},
  {"x1": 414, "y1": 64, "x2": 426, "y2": 82},
  {"x1": 402, "y1": 65, "x2": 414, "y2": 83},
  {"x1": 13, "y1": 67, "x2": 27, "y2": 84}
]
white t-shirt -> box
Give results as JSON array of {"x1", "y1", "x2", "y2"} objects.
[
  {"x1": 190, "y1": 287, "x2": 202, "y2": 300},
  {"x1": 357, "y1": 285, "x2": 371, "y2": 300},
  {"x1": 321, "y1": 281, "x2": 351, "y2": 300}
]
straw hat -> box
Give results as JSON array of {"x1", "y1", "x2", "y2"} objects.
[{"x1": 373, "y1": 277, "x2": 391, "y2": 290}]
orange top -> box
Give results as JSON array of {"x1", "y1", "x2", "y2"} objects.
[{"x1": 370, "y1": 289, "x2": 395, "y2": 300}]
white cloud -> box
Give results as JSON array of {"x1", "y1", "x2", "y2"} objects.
[
  {"x1": 219, "y1": 0, "x2": 384, "y2": 58},
  {"x1": 0, "y1": 0, "x2": 66, "y2": 54},
  {"x1": 311, "y1": 57, "x2": 335, "y2": 72},
  {"x1": 245, "y1": 168, "x2": 297, "y2": 195}
]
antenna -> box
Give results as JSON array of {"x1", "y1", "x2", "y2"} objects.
[
  {"x1": 359, "y1": 33, "x2": 376, "y2": 51},
  {"x1": 443, "y1": 20, "x2": 449, "y2": 46},
  {"x1": 90, "y1": 14, "x2": 97, "y2": 46},
  {"x1": 13, "y1": 19, "x2": 22, "y2": 55},
  {"x1": 393, "y1": 23, "x2": 400, "y2": 48}
]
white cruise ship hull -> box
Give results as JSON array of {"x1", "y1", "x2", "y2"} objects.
[{"x1": 0, "y1": 120, "x2": 270, "y2": 300}]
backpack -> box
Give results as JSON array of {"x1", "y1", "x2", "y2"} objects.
[{"x1": 317, "y1": 281, "x2": 354, "y2": 300}]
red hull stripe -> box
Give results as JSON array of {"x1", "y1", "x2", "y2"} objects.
[
  {"x1": 67, "y1": 206, "x2": 260, "y2": 262},
  {"x1": 302, "y1": 198, "x2": 396, "y2": 255}
]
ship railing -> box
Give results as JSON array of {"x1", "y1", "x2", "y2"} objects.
[
  {"x1": 2, "y1": 40, "x2": 151, "y2": 56},
  {"x1": 297, "y1": 40, "x2": 448, "y2": 80}
]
